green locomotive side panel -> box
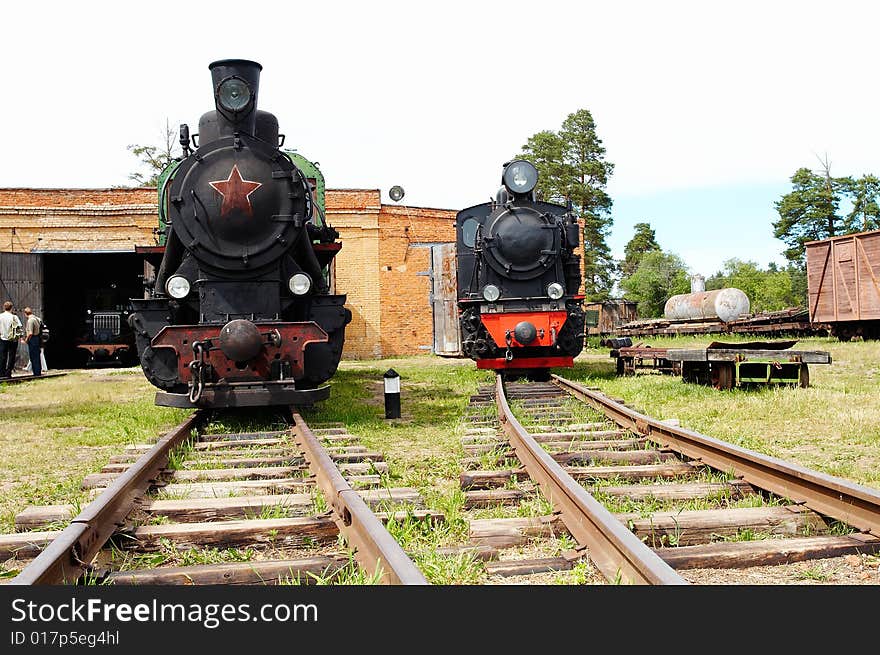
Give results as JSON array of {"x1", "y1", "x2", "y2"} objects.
[
  {"x1": 283, "y1": 150, "x2": 326, "y2": 228},
  {"x1": 155, "y1": 160, "x2": 182, "y2": 246}
]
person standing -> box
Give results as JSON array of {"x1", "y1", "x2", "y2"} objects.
[
  {"x1": 0, "y1": 301, "x2": 23, "y2": 379},
  {"x1": 22, "y1": 307, "x2": 42, "y2": 377}
]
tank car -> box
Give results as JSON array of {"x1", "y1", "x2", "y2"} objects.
[
  {"x1": 455, "y1": 160, "x2": 586, "y2": 380},
  {"x1": 129, "y1": 59, "x2": 351, "y2": 408},
  {"x1": 664, "y1": 288, "x2": 751, "y2": 323}
]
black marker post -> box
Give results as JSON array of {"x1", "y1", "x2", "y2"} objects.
[{"x1": 383, "y1": 368, "x2": 401, "y2": 419}]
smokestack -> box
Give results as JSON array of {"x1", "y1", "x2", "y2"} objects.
[
  {"x1": 690, "y1": 274, "x2": 705, "y2": 293},
  {"x1": 209, "y1": 59, "x2": 262, "y2": 136}
]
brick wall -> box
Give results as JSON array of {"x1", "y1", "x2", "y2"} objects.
[
  {"x1": 326, "y1": 190, "x2": 382, "y2": 358},
  {"x1": 0, "y1": 188, "x2": 155, "y2": 207},
  {"x1": 0, "y1": 188, "x2": 158, "y2": 253},
  {"x1": 326, "y1": 195, "x2": 456, "y2": 358},
  {"x1": 377, "y1": 205, "x2": 456, "y2": 356}
]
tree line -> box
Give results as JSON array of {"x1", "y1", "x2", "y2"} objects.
[{"x1": 518, "y1": 111, "x2": 878, "y2": 317}]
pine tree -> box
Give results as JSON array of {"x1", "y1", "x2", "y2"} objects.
[
  {"x1": 773, "y1": 160, "x2": 847, "y2": 264},
  {"x1": 621, "y1": 222, "x2": 661, "y2": 277},
  {"x1": 520, "y1": 109, "x2": 615, "y2": 300}
]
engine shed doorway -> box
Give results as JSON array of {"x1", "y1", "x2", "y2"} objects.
[{"x1": 41, "y1": 252, "x2": 146, "y2": 368}]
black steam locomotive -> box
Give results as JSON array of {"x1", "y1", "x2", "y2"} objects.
[
  {"x1": 129, "y1": 59, "x2": 350, "y2": 408},
  {"x1": 455, "y1": 160, "x2": 585, "y2": 379}
]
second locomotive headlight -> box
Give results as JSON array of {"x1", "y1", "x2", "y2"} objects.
[
  {"x1": 547, "y1": 283, "x2": 565, "y2": 300},
  {"x1": 502, "y1": 159, "x2": 539, "y2": 195},
  {"x1": 482, "y1": 284, "x2": 501, "y2": 302}
]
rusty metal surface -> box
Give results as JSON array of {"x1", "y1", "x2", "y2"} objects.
[
  {"x1": 664, "y1": 288, "x2": 750, "y2": 322},
  {"x1": 291, "y1": 413, "x2": 428, "y2": 585},
  {"x1": 617, "y1": 346, "x2": 670, "y2": 357},
  {"x1": 706, "y1": 340, "x2": 798, "y2": 350},
  {"x1": 10, "y1": 413, "x2": 203, "y2": 585},
  {"x1": 151, "y1": 321, "x2": 328, "y2": 383},
  {"x1": 0, "y1": 372, "x2": 67, "y2": 385},
  {"x1": 552, "y1": 374, "x2": 880, "y2": 538},
  {"x1": 494, "y1": 375, "x2": 687, "y2": 585},
  {"x1": 666, "y1": 348, "x2": 832, "y2": 364}
]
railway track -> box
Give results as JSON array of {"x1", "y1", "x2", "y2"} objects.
[
  {"x1": 4, "y1": 410, "x2": 427, "y2": 585},
  {"x1": 5, "y1": 372, "x2": 880, "y2": 586},
  {"x1": 457, "y1": 373, "x2": 880, "y2": 584}
]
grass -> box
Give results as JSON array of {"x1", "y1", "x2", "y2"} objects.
[
  {"x1": 280, "y1": 553, "x2": 385, "y2": 585},
  {"x1": 0, "y1": 367, "x2": 189, "y2": 533},
  {"x1": 299, "y1": 357, "x2": 490, "y2": 549},
  {"x1": 200, "y1": 408, "x2": 291, "y2": 434},
  {"x1": 794, "y1": 565, "x2": 833, "y2": 581},
  {"x1": 108, "y1": 538, "x2": 256, "y2": 571}
]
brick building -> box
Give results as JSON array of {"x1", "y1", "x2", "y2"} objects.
[
  {"x1": 0, "y1": 187, "x2": 455, "y2": 363},
  {"x1": 323, "y1": 190, "x2": 457, "y2": 357}
]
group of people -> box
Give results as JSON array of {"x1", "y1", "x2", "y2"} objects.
[{"x1": 0, "y1": 300, "x2": 43, "y2": 378}]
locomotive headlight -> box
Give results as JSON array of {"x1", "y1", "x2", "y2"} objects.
[
  {"x1": 166, "y1": 275, "x2": 191, "y2": 299},
  {"x1": 217, "y1": 77, "x2": 252, "y2": 112},
  {"x1": 502, "y1": 160, "x2": 538, "y2": 194},
  {"x1": 482, "y1": 284, "x2": 501, "y2": 302},
  {"x1": 289, "y1": 273, "x2": 312, "y2": 295},
  {"x1": 547, "y1": 282, "x2": 565, "y2": 300}
]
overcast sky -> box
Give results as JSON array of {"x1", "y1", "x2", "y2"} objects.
[{"x1": 4, "y1": 1, "x2": 879, "y2": 278}]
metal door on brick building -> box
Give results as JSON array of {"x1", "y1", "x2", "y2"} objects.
[
  {"x1": 430, "y1": 244, "x2": 461, "y2": 356},
  {"x1": 0, "y1": 252, "x2": 43, "y2": 318}
]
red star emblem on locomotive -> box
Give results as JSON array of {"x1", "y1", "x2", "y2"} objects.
[{"x1": 209, "y1": 165, "x2": 262, "y2": 217}]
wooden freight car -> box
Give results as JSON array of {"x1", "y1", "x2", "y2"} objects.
[
  {"x1": 806, "y1": 229, "x2": 880, "y2": 340},
  {"x1": 584, "y1": 299, "x2": 638, "y2": 336}
]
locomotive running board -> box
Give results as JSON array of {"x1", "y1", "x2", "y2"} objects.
[
  {"x1": 156, "y1": 382, "x2": 331, "y2": 409},
  {"x1": 477, "y1": 356, "x2": 574, "y2": 370}
]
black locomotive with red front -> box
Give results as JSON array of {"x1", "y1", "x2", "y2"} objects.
[
  {"x1": 130, "y1": 59, "x2": 350, "y2": 408},
  {"x1": 455, "y1": 160, "x2": 585, "y2": 380}
]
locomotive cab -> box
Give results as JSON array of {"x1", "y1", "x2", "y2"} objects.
[
  {"x1": 455, "y1": 160, "x2": 586, "y2": 379},
  {"x1": 130, "y1": 60, "x2": 350, "y2": 408}
]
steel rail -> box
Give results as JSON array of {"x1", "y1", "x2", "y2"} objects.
[
  {"x1": 552, "y1": 374, "x2": 880, "y2": 538},
  {"x1": 494, "y1": 375, "x2": 687, "y2": 585},
  {"x1": 11, "y1": 412, "x2": 203, "y2": 585},
  {"x1": 291, "y1": 412, "x2": 429, "y2": 585}
]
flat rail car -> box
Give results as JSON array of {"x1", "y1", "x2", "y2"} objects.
[
  {"x1": 610, "y1": 339, "x2": 831, "y2": 389},
  {"x1": 806, "y1": 229, "x2": 880, "y2": 340}
]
